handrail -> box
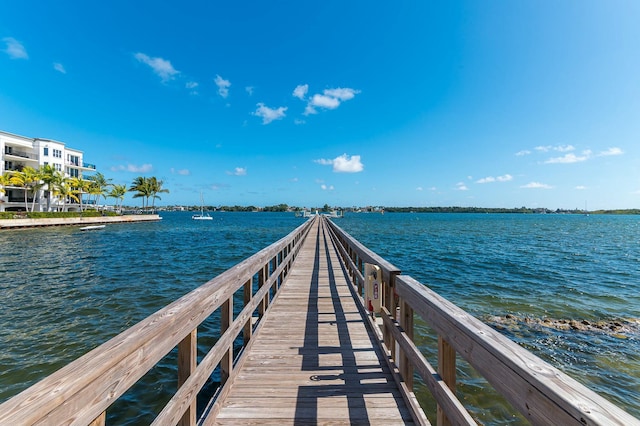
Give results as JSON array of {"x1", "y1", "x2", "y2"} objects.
[
  {"x1": 0, "y1": 216, "x2": 317, "y2": 425},
  {"x1": 324, "y1": 217, "x2": 640, "y2": 426}
]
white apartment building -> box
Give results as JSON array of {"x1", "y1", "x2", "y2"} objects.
[{"x1": 0, "y1": 130, "x2": 96, "y2": 212}]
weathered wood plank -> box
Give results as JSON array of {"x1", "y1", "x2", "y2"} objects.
[{"x1": 212, "y1": 218, "x2": 415, "y2": 425}]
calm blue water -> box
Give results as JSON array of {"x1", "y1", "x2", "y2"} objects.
[{"x1": 0, "y1": 212, "x2": 638, "y2": 423}]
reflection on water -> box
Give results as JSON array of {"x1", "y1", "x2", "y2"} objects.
[{"x1": 1, "y1": 212, "x2": 638, "y2": 423}]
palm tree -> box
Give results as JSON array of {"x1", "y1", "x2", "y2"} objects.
[
  {"x1": 107, "y1": 184, "x2": 127, "y2": 213},
  {"x1": 0, "y1": 173, "x2": 12, "y2": 196},
  {"x1": 148, "y1": 177, "x2": 169, "y2": 213},
  {"x1": 69, "y1": 176, "x2": 90, "y2": 212},
  {"x1": 129, "y1": 176, "x2": 151, "y2": 211},
  {"x1": 8, "y1": 167, "x2": 41, "y2": 211},
  {"x1": 39, "y1": 164, "x2": 63, "y2": 212},
  {"x1": 87, "y1": 172, "x2": 112, "y2": 210},
  {"x1": 53, "y1": 179, "x2": 79, "y2": 212}
]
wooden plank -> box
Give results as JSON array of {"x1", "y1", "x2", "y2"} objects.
[
  {"x1": 437, "y1": 336, "x2": 456, "y2": 426},
  {"x1": 211, "y1": 218, "x2": 415, "y2": 425},
  {"x1": 177, "y1": 329, "x2": 197, "y2": 426}
]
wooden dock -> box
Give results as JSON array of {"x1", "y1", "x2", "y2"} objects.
[
  {"x1": 1, "y1": 215, "x2": 638, "y2": 425},
  {"x1": 211, "y1": 217, "x2": 414, "y2": 425}
]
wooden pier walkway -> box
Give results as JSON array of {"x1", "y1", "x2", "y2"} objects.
[
  {"x1": 212, "y1": 217, "x2": 414, "y2": 425},
  {"x1": 1, "y1": 215, "x2": 638, "y2": 426}
]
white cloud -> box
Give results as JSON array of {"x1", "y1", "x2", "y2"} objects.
[
  {"x1": 314, "y1": 154, "x2": 364, "y2": 173},
  {"x1": 303, "y1": 87, "x2": 360, "y2": 115},
  {"x1": 253, "y1": 103, "x2": 287, "y2": 124},
  {"x1": 476, "y1": 177, "x2": 495, "y2": 184},
  {"x1": 456, "y1": 182, "x2": 468, "y2": 191},
  {"x1": 575, "y1": 185, "x2": 587, "y2": 190},
  {"x1": 521, "y1": 182, "x2": 553, "y2": 189},
  {"x1": 185, "y1": 81, "x2": 198, "y2": 95},
  {"x1": 324, "y1": 88, "x2": 358, "y2": 101},
  {"x1": 226, "y1": 167, "x2": 246, "y2": 176},
  {"x1": 2, "y1": 37, "x2": 28, "y2": 59},
  {"x1": 310, "y1": 94, "x2": 341, "y2": 109},
  {"x1": 477, "y1": 174, "x2": 513, "y2": 183},
  {"x1": 320, "y1": 184, "x2": 335, "y2": 191},
  {"x1": 245, "y1": 86, "x2": 254, "y2": 96},
  {"x1": 294, "y1": 118, "x2": 306, "y2": 125},
  {"x1": 535, "y1": 144, "x2": 575, "y2": 153},
  {"x1": 598, "y1": 147, "x2": 623, "y2": 157},
  {"x1": 110, "y1": 163, "x2": 153, "y2": 173},
  {"x1": 293, "y1": 84, "x2": 308, "y2": 100},
  {"x1": 215, "y1": 74, "x2": 231, "y2": 98},
  {"x1": 134, "y1": 52, "x2": 179, "y2": 82},
  {"x1": 544, "y1": 152, "x2": 590, "y2": 164},
  {"x1": 53, "y1": 62, "x2": 66, "y2": 74},
  {"x1": 416, "y1": 187, "x2": 423, "y2": 191},
  {"x1": 170, "y1": 168, "x2": 190, "y2": 175},
  {"x1": 516, "y1": 150, "x2": 531, "y2": 156}
]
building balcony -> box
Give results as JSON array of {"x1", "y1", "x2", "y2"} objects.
[
  {"x1": 4, "y1": 163, "x2": 28, "y2": 172},
  {"x1": 7, "y1": 196, "x2": 35, "y2": 203},
  {"x1": 83, "y1": 162, "x2": 96, "y2": 170},
  {"x1": 4, "y1": 150, "x2": 38, "y2": 162}
]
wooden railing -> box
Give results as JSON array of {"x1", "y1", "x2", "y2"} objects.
[
  {"x1": 324, "y1": 217, "x2": 640, "y2": 426},
  {"x1": 0, "y1": 216, "x2": 316, "y2": 425}
]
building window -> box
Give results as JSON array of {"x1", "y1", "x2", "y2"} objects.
[
  {"x1": 43, "y1": 147, "x2": 49, "y2": 156},
  {"x1": 55, "y1": 163, "x2": 62, "y2": 171},
  {"x1": 53, "y1": 149, "x2": 62, "y2": 158}
]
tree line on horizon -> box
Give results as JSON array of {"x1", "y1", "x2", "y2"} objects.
[{"x1": 187, "y1": 205, "x2": 640, "y2": 215}]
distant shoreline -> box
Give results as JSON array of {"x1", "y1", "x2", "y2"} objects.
[
  {"x1": 0, "y1": 214, "x2": 162, "y2": 230},
  {"x1": 155, "y1": 206, "x2": 640, "y2": 215}
]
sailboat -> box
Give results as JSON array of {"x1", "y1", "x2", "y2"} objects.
[{"x1": 192, "y1": 193, "x2": 213, "y2": 220}]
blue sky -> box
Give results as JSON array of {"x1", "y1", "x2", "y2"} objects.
[{"x1": 1, "y1": 1, "x2": 639, "y2": 209}]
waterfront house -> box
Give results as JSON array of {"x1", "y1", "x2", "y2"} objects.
[{"x1": 0, "y1": 130, "x2": 96, "y2": 212}]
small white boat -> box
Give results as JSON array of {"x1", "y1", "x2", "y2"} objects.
[
  {"x1": 192, "y1": 193, "x2": 213, "y2": 221},
  {"x1": 79, "y1": 225, "x2": 106, "y2": 231},
  {"x1": 192, "y1": 213, "x2": 212, "y2": 220}
]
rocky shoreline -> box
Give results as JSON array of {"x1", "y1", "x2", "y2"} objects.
[{"x1": 486, "y1": 314, "x2": 640, "y2": 339}]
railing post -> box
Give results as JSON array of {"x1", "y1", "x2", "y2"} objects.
[
  {"x1": 260, "y1": 264, "x2": 269, "y2": 315},
  {"x1": 244, "y1": 278, "x2": 252, "y2": 345},
  {"x1": 89, "y1": 412, "x2": 106, "y2": 426},
  {"x1": 384, "y1": 272, "x2": 399, "y2": 356},
  {"x1": 437, "y1": 336, "x2": 456, "y2": 426},
  {"x1": 221, "y1": 298, "x2": 233, "y2": 385},
  {"x1": 399, "y1": 298, "x2": 414, "y2": 390},
  {"x1": 357, "y1": 257, "x2": 363, "y2": 295},
  {"x1": 178, "y1": 329, "x2": 197, "y2": 426},
  {"x1": 271, "y1": 257, "x2": 278, "y2": 295}
]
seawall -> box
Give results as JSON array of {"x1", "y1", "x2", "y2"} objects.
[{"x1": 0, "y1": 214, "x2": 162, "y2": 229}]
